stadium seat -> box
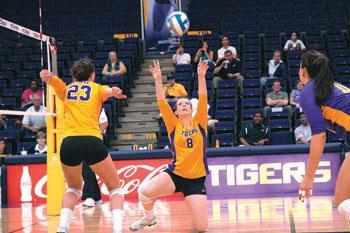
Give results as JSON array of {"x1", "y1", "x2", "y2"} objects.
[
  {"x1": 271, "y1": 131, "x2": 293, "y2": 145},
  {"x1": 214, "y1": 121, "x2": 236, "y2": 134},
  {"x1": 212, "y1": 133, "x2": 235, "y2": 147}
]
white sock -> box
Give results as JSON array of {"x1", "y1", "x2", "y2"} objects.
[
  {"x1": 59, "y1": 208, "x2": 73, "y2": 229},
  {"x1": 112, "y1": 208, "x2": 123, "y2": 231},
  {"x1": 338, "y1": 199, "x2": 350, "y2": 220},
  {"x1": 145, "y1": 209, "x2": 154, "y2": 220}
]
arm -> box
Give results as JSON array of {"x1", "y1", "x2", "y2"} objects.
[
  {"x1": 99, "y1": 122, "x2": 108, "y2": 134},
  {"x1": 283, "y1": 41, "x2": 290, "y2": 51},
  {"x1": 194, "y1": 61, "x2": 209, "y2": 127},
  {"x1": 194, "y1": 49, "x2": 201, "y2": 63},
  {"x1": 214, "y1": 60, "x2": 223, "y2": 75},
  {"x1": 290, "y1": 96, "x2": 298, "y2": 107},
  {"x1": 239, "y1": 127, "x2": 250, "y2": 146},
  {"x1": 209, "y1": 51, "x2": 214, "y2": 61},
  {"x1": 239, "y1": 137, "x2": 250, "y2": 146},
  {"x1": 22, "y1": 123, "x2": 37, "y2": 132},
  {"x1": 172, "y1": 54, "x2": 177, "y2": 65},
  {"x1": 100, "y1": 86, "x2": 127, "y2": 102},
  {"x1": 150, "y1": 60, "x2": 177, "y2": 131},
  {"x1": 39, "y1": 70, "x2": 67, "y2": 100},
  {"x1": 102, "y1": 64, "x2": 111, "y2": 76}
]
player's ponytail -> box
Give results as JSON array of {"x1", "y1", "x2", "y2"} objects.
[{"x1": 301, "y1": 50, "x2": 334, "y2": 105}]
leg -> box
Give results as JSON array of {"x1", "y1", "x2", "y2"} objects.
[
  {"x1": 57, "y1": 164, "x2": 83, "y2": 232},
  {"x1": 185, "y1": 195, "x2": 208, "y2": 232},
  {"x1": 130, "y1": 172, "x2": 176, "y2": 231},
  {"x1": 236, "y1": 75, "x2": 245, "y2": 93},
  {"x1": 335, "y1": 154, "x2": 350, "y2": 220},
  {"x1": 211, "y1": 76, "x2": 222, "y2": 95},
  {"x1": 263, "y1": 106, "x2": 271, "y2": 118},
  {"x1": 90, "y1": 155, "x2": 123, "y2": 233}
]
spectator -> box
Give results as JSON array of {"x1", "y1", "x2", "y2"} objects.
[
  {"x1": 190, "y1": 98, "x2": 218, "y2": 130},
  {"x1": 194, "y1": 40, "x2": 215, "y2": 69},
  {"x1": 213, "y1": 50, "x2": 244, "y2": 91},
  {"x1": 0, "y1": 115, "x2": 6, "y2": 130},
  {"x1": 290, "y1": 80, "x2": 304, "y2": 108},
  {"x1": 164, "y1": 73, "x2": 188, "y2": 99},
  {"x1": 217, "y1": 36, "x2": 237, "y2": 60},
  {"x1": 172, "y1": 45, "x2": 191, "y2": 65},
  {"x1": 239, "y1": 112, "x2": 271, "y2": 146},
  {"x1": 21, "y1": 80, "x2": 43, "y2": 107},
  {"x1": 260, "y1": 50, "x2": 287, "y2": 87},
  {"x1": 34, "y1": 131, "x2": 47, "y2": 154},
  {"x1": 0, "y1": 138, "x2": 10, "y2": 156},
  {"x1": 284, "y1": 32, "x2": 306, "y2": 52},
  {"x1": 294, "y1": 113, "x2": 312, "y2": 144},
  {"x1": 101, "y1": 51, "x2": 127, "y2": 84},
  {"x1": 82, "y1": 109, "x2": 109, "y2": 207},
  {"x1": 22, "y1": 94, "x2": 46, "y2": 133},
  {"x1": 263, "y1": 80, "x2": 292, "y2": 117}
]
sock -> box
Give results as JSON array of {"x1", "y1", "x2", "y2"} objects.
[
  {"x1": 112, "y1": 208, "x2": 123, "y2": 232},
  {"x1": 338, "y1": 199, "x2": 350, "y2": 220},
  {"x1": 145, "y1": 209, "x2": 154, "y2": 220},
  {"x1": 59, "y1": 208, "x2": 73, "y2": 229}
]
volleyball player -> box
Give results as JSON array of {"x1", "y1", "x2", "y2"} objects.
[
  {"x1": 40, "y1": 58, "x2": 126, "y2": 233},
  {"x1": 130, "y1": 60, "x2": 209, "y2": 232},
  {"x1": 298, "y1": 50, "x2": 350, "y2": 220}
]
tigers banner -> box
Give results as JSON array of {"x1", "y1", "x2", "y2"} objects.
[{"x1": 142, "y1": 0, "x2": 180, "y2": 53}]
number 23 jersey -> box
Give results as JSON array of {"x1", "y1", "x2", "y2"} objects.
[
  {"x1": 50, "y1": 76, "x2": 109, "y2": 140},
  {"x1": 159, "y1": 94, "x2": 209, "y2": 179}
]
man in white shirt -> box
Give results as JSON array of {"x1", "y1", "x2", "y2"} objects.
[
  {"x1": 22, "y1": 94, "x2": 46, "y2": 133},
  {"x1": 284, "y1": 32, "x2": 306, "y2": 52},
  {"x1": 172, "y1": 45, "x2": 191, "y2": 65},
  {"x1": 99, "y1": 108, "x2": 108, "y2": 135},
  {"x1": 294, "y1": 113, "x2": 312, "y2": 144},
  {"x1": 217, "y1": 36, "x2": 237, "y2": 60}
]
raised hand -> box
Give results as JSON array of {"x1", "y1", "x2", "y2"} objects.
[
  {"x1": 111, "y1": 87, "x2": 127, "y2": 99},
  {"x1": 40, "y1": 69, "x2": 54, "y2": 83},
  {"x1": 149, "y1": 60, "x2": 162, "y2": 82},
  {"x1": 197, "y1": 60, "x2": 208, "y2": 78}
]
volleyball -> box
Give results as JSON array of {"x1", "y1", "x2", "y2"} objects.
[{"x1": 166, "y1": 11, "x2": 190, "y2": 36}]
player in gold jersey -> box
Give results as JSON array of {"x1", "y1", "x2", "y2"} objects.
[
  {"x1": 130, "y1": 60, "x2": 209, "y2": 232},
  {"x1": 40, "y1": 58, "x2": 126, "y2": 233}
]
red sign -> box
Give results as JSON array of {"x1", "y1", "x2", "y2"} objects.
[{"x1": 6, "y1": 158, "x2": 173, "y2": 205}]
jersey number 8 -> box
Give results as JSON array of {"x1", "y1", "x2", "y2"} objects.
[
  {"x1": 186, "y1": 138, "x2": 193, "y2": 148},
  {"x1": 67, "y1": 84, "x2": 92, "y2": 101}
]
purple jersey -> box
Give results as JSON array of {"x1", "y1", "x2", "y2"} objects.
[{"x1": 300, "y1": 80, "x2": 350, "y2": 143}]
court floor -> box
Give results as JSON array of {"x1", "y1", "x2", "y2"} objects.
[{"x1": 1, "y1": 196, "x2": 349, "y2": 233}]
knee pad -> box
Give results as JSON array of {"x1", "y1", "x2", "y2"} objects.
[
  {"x1": 338, "y1": 199, "x2": 350, "y2": 220},
  {"x1": 66, "y1": 188, "x2": 82, "y2": 199},
  {"x1": 110, "y1": 188, "x2": 124, "y2": 199},
  {"x1": 138, "y1": 188, "x2": 154, "y2": 205}
]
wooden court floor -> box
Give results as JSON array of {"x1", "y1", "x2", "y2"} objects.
[{"x1": 1, "y1": 196, "x2": 349, "y2": 233}]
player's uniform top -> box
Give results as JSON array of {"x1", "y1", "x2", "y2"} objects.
[
  {"x1": 158, "y1": 94, "x2": 209, "y2": 179},
  {"x1": 50, "y1": 76, "x2": 109, "y2": 140},
  {"x1": 300, "y1": 80, "x2": 350, "y2": 143}
]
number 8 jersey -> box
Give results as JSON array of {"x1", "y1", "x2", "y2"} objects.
[
  {"x1": 50, "y1": 76, "x2": 110, "y2": 140},
  {"x1": 159, "y1": 94, "x2": 209, "y2": 179}
]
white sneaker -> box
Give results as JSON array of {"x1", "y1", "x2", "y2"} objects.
[
  {"x1": 82, "y1": 198, "x2": 95, "y2": 208},
  {"x1": 56, "y1": 226, "x2": 68, "y2": 233},
  {"x1": 130, "y1": 216, "x2": 157, "y2": 231}
]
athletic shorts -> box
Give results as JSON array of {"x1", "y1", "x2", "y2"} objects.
[
  {"x1": 164, "y1": 169, "x2": 207, "y2": 197},
  {"x1": 60, "y1": 136, "x2": 109, "y2": 166}
]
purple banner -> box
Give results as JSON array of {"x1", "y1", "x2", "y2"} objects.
[{"x1": 206, "y1": 153, "x2": 340, "y2": 199}]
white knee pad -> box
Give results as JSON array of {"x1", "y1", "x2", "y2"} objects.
[
  {"x1": 110, "y1": 188, "x2": 124, "y2": 199},
  {"x1": 66, "y1": 188, "x2": 82, "y2": 199},
  {"x1": 338, "y1": 199, "x2": 350, "y2": 220},
  {"x1": 138, "y1": 188, "x2": 154, "y2": 205}
]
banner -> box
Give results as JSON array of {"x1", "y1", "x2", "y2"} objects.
[
  {"x1": 4, "y1": 153, "x2": 340, "y2": 204},
  {"x1": 206, "y1": 153, "x2": 340, "y2": 198},
  {"x1": 143, "y1": 0, "x2": 180, "y2": 52}
]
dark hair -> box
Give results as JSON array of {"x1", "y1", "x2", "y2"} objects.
[
  {"x1": 200, "y1": 40, "x2": 211, "y2": 53},
  {"x1": 298, "y1": 112, "x2": 305, "y2": 118},
  {"x1": 301, "y1": 50, "x2": 334, "y2": 105},
  {"x1": 222, "y1": 36, "x2": 229, "y2": 41},
  {"x1": 254, "y1": 111, "x2": 263, "y2": 117},
  {"x1": 167, "y1": 72, "x2": 175, "y2": 80},
  {"x1": 273, "y1": 80, "x2": 281, "y2": 85},
  {"x1": 224, "y1": 50, "x2": 233, "y2": 55},
  {"x1": 71, "y1": 58, "x2": 95, "y2": 81}
]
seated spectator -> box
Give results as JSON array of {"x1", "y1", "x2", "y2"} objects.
[
  {"x1": 21, "y1": 80, "x2": 43, "y2": 107},
  {"x1": 217, "y1": 36, "x2": 237, "y2": 60},
  {"x1": 290, "y1": 80, "x2": 304, "y2": 108},
  {"x1": 284, "y1": 32, "x2": 306, "y2": 52},
  {"x1": 190, "y1": 98, "x2": 218, "y2": 130},
  {"x1": 239, "y1": 112, "x2": 271, "y2": 146},
  {"x1": 172, "y1": 45, "x2": 191, "y2": 65},
  {"x1": 164, "y1": 73, "x2": 188, "y2": 99},
  {"x1": 101, "y1": 51, "x2": 127, "y2": 84},
  {"x1": 294, "y1": 113, "x2": 312, "y2": 144},
  {"x1": 194, "y1": 40, "x2": 215, "y2": 69},
  {"x1": 263, "y1": 80, "x2": 292, "y2": 117},
  {"x1": 260, "y1": 50, "x2": 287, "y2": 87},
  {"x1": 213, "y1": 50, "x2": 244, "y2": 91},
  {"x1": 22, "y1": 94, "x2": 46, "y2": 133},
  {"x1": 0, "y1": 138, "x2": 10, "y2": 157},
  {"x1": 34, "y1": 131, "x2": 47, "y2": 154}
]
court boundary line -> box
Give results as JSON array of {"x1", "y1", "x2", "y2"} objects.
[{"x1": 289, "y1": 208, "x2": 296, "y2": 233}]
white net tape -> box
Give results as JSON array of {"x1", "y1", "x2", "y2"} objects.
[{"x1": 0, "y1": 110, "x2": 55, "y2": 117}]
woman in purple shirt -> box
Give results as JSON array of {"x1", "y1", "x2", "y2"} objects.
[{"x1": 298, "y1": 50, "x2": 350, "y2": 221}]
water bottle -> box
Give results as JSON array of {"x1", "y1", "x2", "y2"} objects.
[
  {"x1": 20, "y1": 166, "x2": 32, "y2": 202},
  {"x1": 21, "y1": 147, "x2": 27, "y2": 156}
]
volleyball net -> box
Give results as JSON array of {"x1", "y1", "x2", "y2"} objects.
[{"x1": 0, "y1": 17, "x2": 64, "y2": 216}]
